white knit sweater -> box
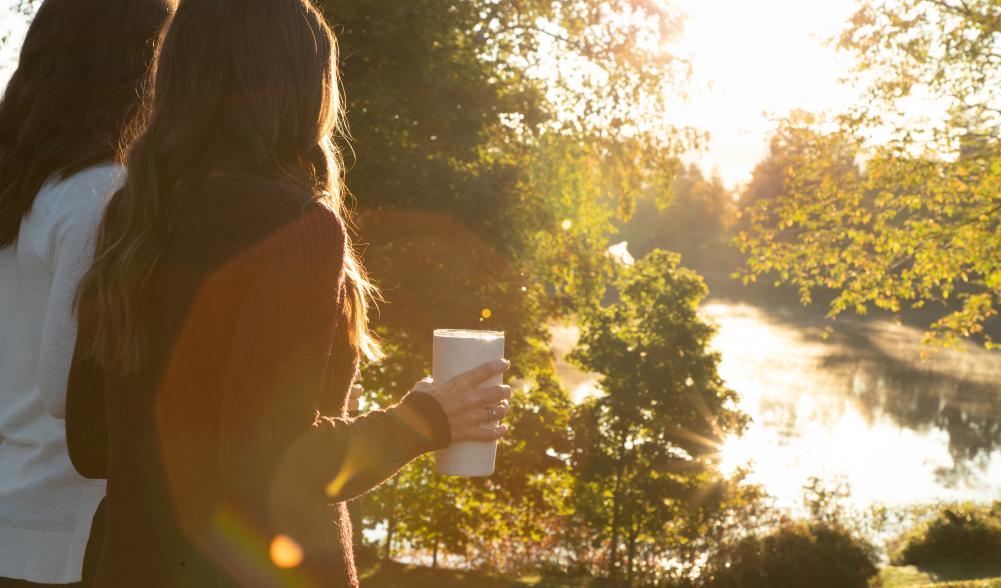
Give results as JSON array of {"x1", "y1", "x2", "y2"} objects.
[{"x1": 0, "y1": 164, "x2": 122, "y2": 583}]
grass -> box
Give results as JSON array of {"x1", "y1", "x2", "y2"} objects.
[
  {"x1": 358, "y1": 560, "x2": 597, "y2": 587},
  {"x1": 359, "y1": 559, "x2": 1001, "y2": 588},
  {"x1": 359, "y1": 559, "x2": 541, "y2": 587},
  {"x1": 879, "y1": 564, "x2": 1001, "y2": 588}
]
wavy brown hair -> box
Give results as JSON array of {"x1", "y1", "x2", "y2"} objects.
[
  {"x1": 77, "y1": 0, "x2": 382, "y2": 373},
  {"x1": 0, "y1": 0, "x2": 174, "y2": 247}
]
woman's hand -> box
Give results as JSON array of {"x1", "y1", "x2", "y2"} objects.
[
  {"x1": 348, "y1": 383, "x2": 363, "y2": 412},
  {"x1": 412, "y1": 359, "x2": 512, "y2": 443}
]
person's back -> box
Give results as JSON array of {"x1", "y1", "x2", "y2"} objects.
[
  {"x1": 71, "y1": 180, "x2": 360, "y2": 585},
  {"x1": 65, "y1": 2, "x2": 513, "y2": 585},
  {"x1": 0, "y1": 2, "x2": 171, "y2": 583},
  {"x1": 0, "y1": 165, "x2": 121, "y2": 583}
]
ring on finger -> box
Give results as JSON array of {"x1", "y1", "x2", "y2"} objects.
[{"x1": 486, "y1": 406, "x2": 497, "y2": 421}]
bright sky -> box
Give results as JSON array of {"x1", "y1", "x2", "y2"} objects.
[
  {"x1": 0, "y1": 0, "x2": 862, "y2": 190},
  {"x1": 0, "y1": 5, "x2": 27, "y2": 88},
  {"x1": 665, "y1": 0, "x2": 861, "y2": 188}
]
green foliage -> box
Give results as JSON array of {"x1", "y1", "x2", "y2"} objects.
[
  {"x1": 802, "y1": 475, "x2": 853, "y2": 525},
  {"x1": 737, "y1": 1, "x2": 1001, "y2": 349},
  {"x1": 319, "y1": 0, "x2": 695, "y2": 572},
  {"x1": 322, "y1": 0, "x2": 696, "y2": 389},
  {"x1": 516, "y1": 133, "x2": 623, "y2": 317},
  {"x1": 567, "y1": 250, "x2": 748, "y2": 582},
  {"x1": 618, "y1": 164, "x2": 737, "y2": 273},
  {"x1": 837, "y1": 0, "x2": 999, "y2": 125},
  {"x1": 739, "y1": 110, "x2": 1001, "y2": 348},
  {"x1": 738, "y1": 110, "x2": 859, "y2": 223},
  {"x1": 897, "y1": 503, "x2": 1001, "y2": 568},
  {"x1": 699, "y1": 521, "x2": 879, "y2": 588}
]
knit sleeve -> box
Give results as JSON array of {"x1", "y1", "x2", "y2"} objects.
[{"x1": 217, "y1": 203, "x2": 450, "y2": 508}]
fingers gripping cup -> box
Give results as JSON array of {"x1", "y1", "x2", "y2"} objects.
[{"x1": 433, "y1": 329, "x2": 505, "y2": 477}]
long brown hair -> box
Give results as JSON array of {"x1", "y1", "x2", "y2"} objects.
[
  {"x1": 77, "y1": 0, "x2": 382, "y2": 374},
  {"x1": 0, "y1": 0, "x2": 174, "y2": 247}
]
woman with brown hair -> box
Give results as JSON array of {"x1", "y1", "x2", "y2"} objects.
[
  {"x1": 0, "y1": 1, "x2": 173, "y2": 585},
  {"x1": 66, "y1": 0, "x2": 511, "y2": 585}
]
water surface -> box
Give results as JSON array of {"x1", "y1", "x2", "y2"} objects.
[{"x1": 552, "y1": 301, "x2": 1001, "y2": 510}]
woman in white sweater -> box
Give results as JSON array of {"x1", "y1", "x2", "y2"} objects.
[{"x1": 0, "y1": 1, "x2": 172, "y2": 585}]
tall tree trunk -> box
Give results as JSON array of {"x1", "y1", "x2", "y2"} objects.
[
  {"x1": 608, "y1": 441, "x2": 627, "y2": 579},
  {"x1": 432, "y1": 537, "x2": 440, "y2": 568},
  {"x1": 383, "y1": 478, "x2": 398, "y2": 560},
  {"x1": 626, "y1": 514, "x2": 638, "y2": 587},
  {"x1": 609, "y1": 493, "x2": 621, "y2": 578},
  {"x1": 525, "y1": 500, "x2": 537, "y2": 567}
]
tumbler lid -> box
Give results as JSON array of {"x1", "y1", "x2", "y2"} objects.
[{"x1": 433, "y1": 329, "x2": 504, "y2": 339}]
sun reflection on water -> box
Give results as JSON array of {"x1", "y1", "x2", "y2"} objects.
[
  {"x1": 705, "y1": 302, "x2": 1001, "y2": 510},
  {"x1": 550, "y1": 301, "x2": 1001, "y2": 511}
]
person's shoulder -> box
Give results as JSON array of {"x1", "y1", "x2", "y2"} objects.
[
  {"x1": 32, "y1": 163, "x2": 123, "y2": 224},
  {"x1": 24, "y1": 163, "x2": 123, "y2": 259},
  {"x1": 66, "y1": 163, "x2": 126, "y2": 196},
  {"x1": 208, "y1": 178, "x2": 346, "y2": 253}
]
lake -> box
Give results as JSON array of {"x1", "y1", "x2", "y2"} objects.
[{"x1": 551, "y1": 300, "x2": 1001, "y2": 511}]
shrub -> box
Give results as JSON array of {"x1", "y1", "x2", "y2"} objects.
[
  {"x1": 699, "y1": 521, "x2": 878, "y2": 588},
  {"x1": 897, "y1": 503, "x2": 1001, "y2": 567}
]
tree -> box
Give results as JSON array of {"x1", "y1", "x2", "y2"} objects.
[
  {"x1": 327, "y1": 0, "x2": 692, "y2": 329},
  {"x1": 356, "y1": 372, "x2": 578, "y2": 573},
  {"x1": 700, "y1": 521, "x2": 879, "y2": 588},
  {"x1": 320, "y1": 0, "x2": 696, "y2": 569},
  {"x1": 739, "y1": 111, "x2": 859, "y2": 220},
  {"x1": 619, "y1": 163, "x2": 737, "y2": 283},
  {"x1": 480, "y1": 372, "x2": 576, "y2": 572},
  {"x1": 569, "y1": 250, "x2": 747, "y2": 584},
  {"x1": 384, "y1": 456, "x2": 475, "y2": 568},
  {"x1": 737, "y1": 0, "x2": 1001, "y2": 349}
]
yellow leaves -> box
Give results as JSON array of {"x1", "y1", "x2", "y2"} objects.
[
  {"x1": 986, "y1": 271, "x2": 1001, "y2": 292},
  {"x1": 733, "y1": 54, "x2": 1000, "y2": 349}
]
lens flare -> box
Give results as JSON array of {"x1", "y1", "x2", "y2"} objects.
[{"x1": 269, "y1": 534, "x2": 303, "y2": 569}]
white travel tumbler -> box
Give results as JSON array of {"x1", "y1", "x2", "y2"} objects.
[{"x1": 432, "y1": 329, "x2": 505, "y2": 477}]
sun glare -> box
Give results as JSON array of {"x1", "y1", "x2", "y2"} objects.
[
  {"x1": 717, "y1": 434, "x2": 750, "y2": 478},
  {"x1": 664, "y1": 0, "x2": 859, "y2": 187}
]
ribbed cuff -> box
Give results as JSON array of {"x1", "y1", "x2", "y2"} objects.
[{"x1": 398, "y1": 391, "x2": 451, "y2": 451}]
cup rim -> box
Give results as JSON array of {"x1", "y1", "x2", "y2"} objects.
[{"x1": 433, "y1": 328, "x2": 505, "y2": 339}]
